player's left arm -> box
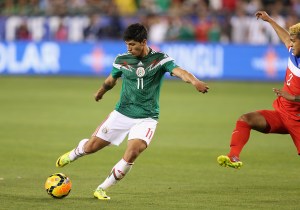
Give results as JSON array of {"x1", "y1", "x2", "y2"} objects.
[
  {"x1": 273, "y1": 88, "x2": 300, "y2": 102},
  {"x1": 94, "y1": 74, "x2": 118, "y2": 101},
  {"x1": 172, "y1": 67, "x2": 209, "y2": 93}
]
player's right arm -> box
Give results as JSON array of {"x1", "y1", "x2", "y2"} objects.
[
  {"x1": 255, "y1": 11, "x2": 290, "y2": 48},
  {"x1": 94, "y1": 74, "x2": 118, "y2": 101},
  {"x1": 172, "y1": 67, "x2": 209, "y2": 93},
  {"x1": 273, "y1": 88, "x2": 300, "y2": 102}
]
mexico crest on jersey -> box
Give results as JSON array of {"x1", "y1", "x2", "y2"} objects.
[{"x1": 136, "y1": 67, "x2": 145, "y2": 77}]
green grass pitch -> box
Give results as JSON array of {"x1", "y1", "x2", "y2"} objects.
[{"x1": 1, "y1": 76, "x2": 300, "y2": 210}]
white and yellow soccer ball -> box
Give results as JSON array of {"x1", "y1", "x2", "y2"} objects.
[{"x1": 45, "y1": 173, "x2": 72, "y2": 198}]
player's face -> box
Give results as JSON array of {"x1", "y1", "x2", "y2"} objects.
[
  {"x1": 290, "y1": 35, "x2": 300, "y2": 57},
  {"x1": 125, "y1": 40, "x2": 146, "y2": 57}
]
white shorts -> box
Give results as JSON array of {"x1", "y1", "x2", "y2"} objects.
[{"x1": 92, "y1": 110, "x2": 158, "y2": 146}]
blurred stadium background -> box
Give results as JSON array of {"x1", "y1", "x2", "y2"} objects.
[
  {"x1": 0, "y1": 0, "x2": 296, "y2": 80},
  {"x1": 3, "y1": 1, "x2": 300, "y2": 209}
]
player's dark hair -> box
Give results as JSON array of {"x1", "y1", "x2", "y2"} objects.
[{"x1": 123, "y1": 23, "x2": 148, "y2": 42}]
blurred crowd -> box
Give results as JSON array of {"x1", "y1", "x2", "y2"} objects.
[{"x1": 1, "y1": 0, "x2": 300, "y2": 44}]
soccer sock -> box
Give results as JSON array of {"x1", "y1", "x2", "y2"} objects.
[
  {"x1": 228, "y1": 120, "x2": 251, "y2": 158},
  {"x1": 97, "y1": 158, "x2": 133, "y2": 190},
  {"x1": 69, "y1": 138, "x2": 89, "y2": 161}
]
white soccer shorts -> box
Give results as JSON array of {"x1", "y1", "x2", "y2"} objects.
[{"x1": 92, "y1": 110, "x2": 158, "y2": 146}]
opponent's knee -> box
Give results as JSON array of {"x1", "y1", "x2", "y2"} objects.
[
  {"x1": 237, "y1": 113, "x2": 259, "y2": 128},
  {"x1": 238, "y1": 114, "x2": 251, "y2": 123}
]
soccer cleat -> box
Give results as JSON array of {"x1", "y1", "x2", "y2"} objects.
[
  {"x1": 94, "y1": 188, "x2": 110, "y2": 200},
  {"x1": 217, "y1": 155, "x2": 243, "y2": 169},
  {"x1": 56, "y1": 151, "x2": 72, "y2": 167}
]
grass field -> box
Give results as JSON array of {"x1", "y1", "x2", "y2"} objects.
[{"x1": 1, "y1": 76, "x2": 300, "y2": 210}]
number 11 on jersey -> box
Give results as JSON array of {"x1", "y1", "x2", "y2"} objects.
[{"x1": 137, "y1": 78, "x2": 144, "y2": 89}]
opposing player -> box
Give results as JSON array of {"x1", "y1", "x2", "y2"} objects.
[
  {"x1": 217, "y1": 11, "x2": 300, "y2": 169},
  {"x1": 56, "y1": 23, "x2": 209, "y2": 199}
]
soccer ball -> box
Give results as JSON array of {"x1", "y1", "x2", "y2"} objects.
[{"x1": 45, "y1": 173, "x2": 72, "y2": 198}]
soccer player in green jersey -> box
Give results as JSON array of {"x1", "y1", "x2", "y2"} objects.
[{"x1": 56, "y1": 23, "x2": 209, "y2": 200}]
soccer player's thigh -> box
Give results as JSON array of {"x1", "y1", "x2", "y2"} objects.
[
  {"x1": 128, "y1": 118, "x2": 158, "y2": 145},
  {"x1": 287, "y1": 120, "x2": 300, "y2": 154},
  {"x1": 93, "y1": 110, "x2": 132, "y2": 146},
  {"x1": 258, "y1": 110, "x2": 289, "y2": 134}
]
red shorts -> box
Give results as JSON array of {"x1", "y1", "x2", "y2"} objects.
[{"x1": 258, "y1": 110, "x2": 300, "y2": 154}]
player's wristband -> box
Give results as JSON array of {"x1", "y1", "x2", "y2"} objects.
[
  {"x1": 102, "y1": 83, "x2": 113, "y2": 91},
  {"x1": 295, "y1": 95, "x2": 300, "y2": 102}
]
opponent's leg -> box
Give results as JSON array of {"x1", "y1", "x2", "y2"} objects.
[{"x1": 217, "y1": 111, "x2": 268, "y2": 169}]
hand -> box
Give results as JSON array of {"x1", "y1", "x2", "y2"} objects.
[
  {"x1": 94, "y1": 90, "x2": 105, "y2": 101},
  {"x1": 273, "y1": 88, "x2": 295, "y2": 101},
  {"x1": 255, "y1": 11, "x2": 271, "y2": 22},
  {"x1": 195, "y1": 81, "x2": 209, "y2": 94}
]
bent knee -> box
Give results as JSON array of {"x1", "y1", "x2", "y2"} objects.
[
  {"x1": 238, "y1": 114, "x2": 250, "y2": 123},
  {"x1": 125, "y1": 149, "x2": 141, "y2": 160},
  {"x1": 237, "y1": 112, "x2": 265, "y2": 129},
  {"x1": 124, "y1": 147, "x2": 146, "y2": 163}
]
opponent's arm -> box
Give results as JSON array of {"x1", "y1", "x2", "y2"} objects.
[
  {"x1": 172, "y1": 67, "x2": 209, "y2": 93},
  {"x1": 273, "y1": 88, "x2": 300, "y2": 102},
  {"x1": 255, "y1": 11, "x2": 290, "y2": 48},
  {"x1": 94, "y1": 74, "x2": 118, "y2": 101}
]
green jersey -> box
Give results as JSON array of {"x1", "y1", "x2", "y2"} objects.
[{"x1": 111, "y1": 48, "x2": 178, "y2": 119}]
